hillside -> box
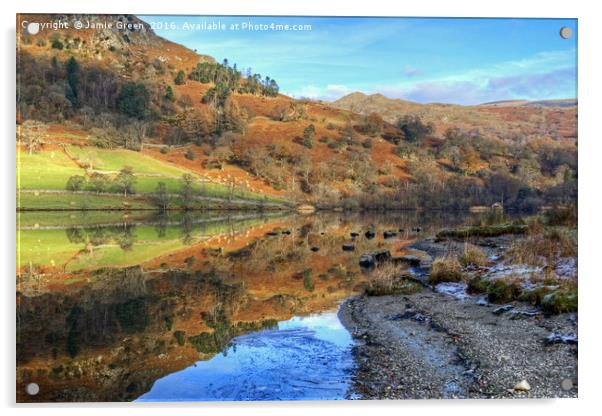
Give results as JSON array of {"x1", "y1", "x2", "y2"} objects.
[
  {"x1": 333, "y1": 92, "x2": 577, "y2": 141},
  {"x1": 17, "y1": 14, "x2": 577, "y2": 211}
]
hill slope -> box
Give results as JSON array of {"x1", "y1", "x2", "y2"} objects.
[
  {"x1": 333, "y1": 92, "x2": 577, "y2": 141},
  {"x1": 17, "y1": 14, "x2": 577, "y2": 211}
]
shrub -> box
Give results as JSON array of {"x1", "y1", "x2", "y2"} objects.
[
  {"x1": 397, "y1": 114, "x2": 434, "y2": 143},
  {"x1": 358, "y1": 113, "x2": 384, "y2": 136},
  {"x1": 51, "y1": 38, "x2": 64, "y2": 50},
  {"x1": 185, "y1": 149, "x2": 195, "y2": 160},
  {"x1": 66, "y1": 175, "x2": 86, "y2": 191},
  {"x1": 303, "y1": 269, "x2": 315, "y2": 292},
  {"x1": 467, "y1": 276, "x2": 489, "y2": 294},
  {"x1": 541, "y1": 288, "x2": 578, "y2": 314},
  {"x1": 174, "y1": 330, "x2": 186, "y2": 346},
  {"x1": 518, "y1": 286, "x2": 557, "y2": 306},
  {"x1": 429, "y1": 256, "x2": 463, "y2": 285},
  {"x1": 165, "y1": 85, "x2": 175, "y2": 101},
  {"x1": 89, "y1": 172, "x2": 110, "y2": 194},
  {"x1": 486, "y1": 278, "x2": 522, "y2": 303},
  {"x1": 174, "y1": 70, "x2": 186, "y2": 85}
]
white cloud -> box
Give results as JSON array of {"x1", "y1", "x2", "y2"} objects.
[
  {"x1": 377, "y1": 67, "x2": 576, "y2": 105},
  {"x1": 291, "y1": 84, "x2": 353, "y2": 101}
]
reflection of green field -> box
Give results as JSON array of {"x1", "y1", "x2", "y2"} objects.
[
  {"x1": 17, "y1": 214, "x2": 279, "y2": 272},
  {"x1": 18, "y1": 192, "x2": 155, "y2": 211},
  {"x1": 17, "y1": 210, "x2": 154, "y2": 228}
]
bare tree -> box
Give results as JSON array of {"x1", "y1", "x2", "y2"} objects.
[{"x1": 19, "y1": 120, "x2": 47, "y2": 155}]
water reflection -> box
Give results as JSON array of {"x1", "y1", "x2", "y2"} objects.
[
  {"x1": 137, "y1": 311, "x2": 354, "y2": 401},
  {"x1": 16, "y1": 210, "x2": 472, "y2": 402}
]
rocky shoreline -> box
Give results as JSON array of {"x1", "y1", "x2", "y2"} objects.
[{"x1": 339, "y1": 235, "x2": 578, "y2": 400}]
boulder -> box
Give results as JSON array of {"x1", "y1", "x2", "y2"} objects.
[
  {"x1": 342, "y1": 243, "x2": 355, "y2": 251},
  {"x1": 359, "y1": 250, "x2": 391, "y2": 268},
  {"x1": 365, "y1": 230, "x2": 376, "y2": 239},
  {"x1": 359, "y1": 254, "x2": 375, "y2": 268},
  {"x1": 383, "y1": 231, "x2": 398, "y2": 239},
  {"x1": 310, "y1": 246, "x2": 320, "y2": 252}
]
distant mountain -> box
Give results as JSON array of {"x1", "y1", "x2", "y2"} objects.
[
  {"x1": 332, "y1": 92, "x2": 577, "y2": 141},
  {"x1": 479, "y1": 99, "x2": 577, "y2": 108}
]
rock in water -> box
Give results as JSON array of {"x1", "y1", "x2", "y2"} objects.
[
  {"x1": 492, "y1": 305, "x2": 514, "y2": 315},
  {"x1": 359, "y1": 254, "x2": 375, "y2": 268},
  {"x1": 514, "y1": 380, "x2": 531, "y2": 391}
]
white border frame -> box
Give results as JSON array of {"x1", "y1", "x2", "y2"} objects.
[{"x1": 2, "y1": 1, "x2": 599, "y2": 415}]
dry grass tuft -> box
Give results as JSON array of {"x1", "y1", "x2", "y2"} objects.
[
  {"x1": 429, "y1": 256, "x2": 464, "y2": 285},
  {"x1": 365, "y1": 263, "x2": 421, "y2": 296},
  {"x1": 508, "y1": 226, "x2": 577, "y2": 267},
  {"x1": 459, "y1": 244, "x2": 489, "y2": 267}
]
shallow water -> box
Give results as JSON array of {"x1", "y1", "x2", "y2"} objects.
[{"x1": 137, "y1": 311, "x2": 354, "y2": 401}]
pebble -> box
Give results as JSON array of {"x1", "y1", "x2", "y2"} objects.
[{"x1": 514, "y1": 379, "x2": 531, "y2": 391}]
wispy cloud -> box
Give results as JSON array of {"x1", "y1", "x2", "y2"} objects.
[
  {"x1": 373, "y1": 49, "x2": 577, "y2": 104},
  {"x1": 379, "y1": 67, "x2": 576, "y2": 105},
  {"x1": 402, "y1": 65, "x2": 423, "y2": 77}
]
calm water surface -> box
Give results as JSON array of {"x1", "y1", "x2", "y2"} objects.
[{"x1": 16, "y1": 211, "x2": 473, "y2": 402}]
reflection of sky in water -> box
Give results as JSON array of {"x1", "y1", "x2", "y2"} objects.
[{"x1": 136, "y1": 310, "x2": 354, "y2": 402}]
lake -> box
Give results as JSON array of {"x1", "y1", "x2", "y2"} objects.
[{"x1": 16, "y1": 210, "x2": 473, "y2": 402}]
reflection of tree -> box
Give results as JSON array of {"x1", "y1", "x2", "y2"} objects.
[
  {"x1": 64, "y1": 224, "x2": 138, "y2": 251},
  {"x1": 153, "y1": 213, "x2": 169, "y2": 238},
  {"x1": 65, "y1": 227, "x2": 85, "y2": 244},
  {"x1": 116, "y1": 224, "x2": 136, "y2": 251},
  {"x1": 180, "y1": 212, "x2": 194, "y2": 245}
]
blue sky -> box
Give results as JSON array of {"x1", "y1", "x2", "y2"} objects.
[{"x1": 143, "y1": 16, "x2": 577, "y2": 105}]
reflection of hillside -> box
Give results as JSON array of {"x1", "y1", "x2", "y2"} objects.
[
  {"x1": 16, "y1": 212, "x2": 286, "y2": 277},
  {"x1": 16, "y1": 211, "x2": 471, "y2": 402}
]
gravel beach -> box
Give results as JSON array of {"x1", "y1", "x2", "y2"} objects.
[{"x1": 339, "y1": 289, "x2": 578, "y2": 399}]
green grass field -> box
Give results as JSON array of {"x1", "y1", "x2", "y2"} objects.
[
  {"x1": 67, "y1": 146, "x2": 188, "y2": 177},
  {"x1": 17, "y1": 149, "x2": 86, "y2": 190},
  {"x1": 17, "y1": 147, "x2": 287, "y2": 208}
]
